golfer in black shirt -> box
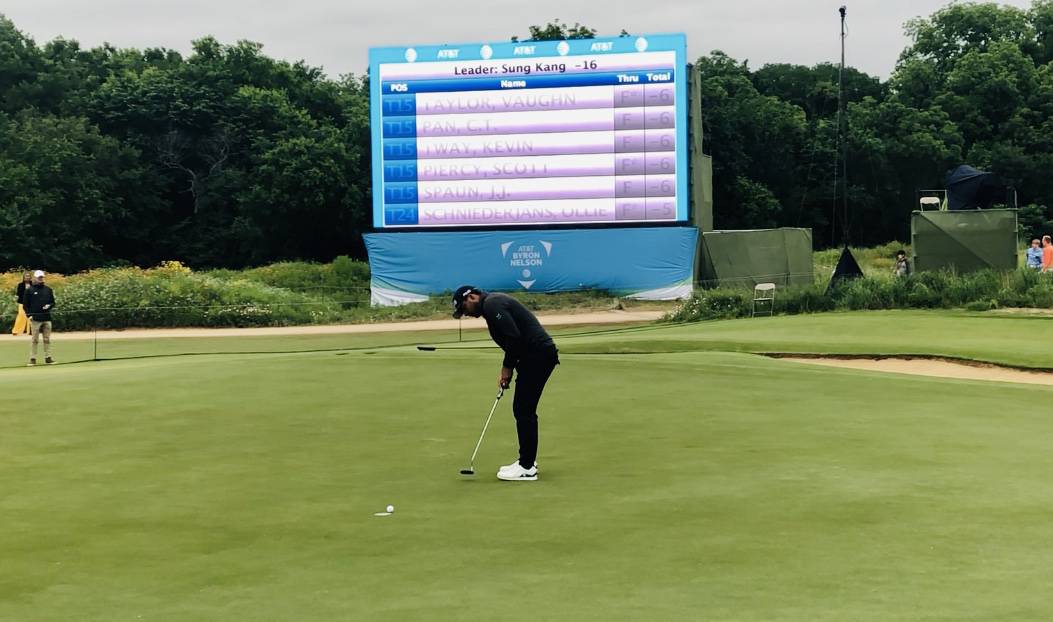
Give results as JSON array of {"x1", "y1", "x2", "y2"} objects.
[{"x1": 452, "y1": 285, "x2": 559, "y2": 481}]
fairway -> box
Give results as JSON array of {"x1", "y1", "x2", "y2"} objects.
[{"x1": 3, "y1": 312, "x2": 1053, "y2": 620}]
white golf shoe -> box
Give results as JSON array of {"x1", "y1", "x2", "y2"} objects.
[
  {"x1": 499, "y1": 460, "x2": 537, "y2": 473},
  {"x1": 497, "y1": 463, "x2": 538, "y2": 481}
]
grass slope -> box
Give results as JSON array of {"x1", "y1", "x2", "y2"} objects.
[
  {"x1": 3, "y1": 310, "x2": 1053, "y2": 371},
  {"x1": 557, "y1": 311, "x2": 1053, "y2": 369}
]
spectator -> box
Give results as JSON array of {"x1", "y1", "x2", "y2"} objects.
[
  {"x1": 1043, "y1": 236, "x2": 1053, "y2": 273},
  {"x1": 11, "y1": 271, "x2": 31, "y2": 335},
  {"x1": 23, "y1": 270, "x2": 56, "y2": 366},
  {"x1": 1026, "y1": 239, "x2": 1044, "y2": 270},
  {"x1": 892, "y1": 250, "x2": 912, "y2": 278}
]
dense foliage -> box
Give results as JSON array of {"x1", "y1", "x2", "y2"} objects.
[{"x1": 1, "y1": 4, "x2": 1052, "y2": 272}]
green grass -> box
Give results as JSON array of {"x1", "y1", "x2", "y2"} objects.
[
  {"x1": 3, "y1": 310, "x2": 1050, "y2": 370},
  {"x1": 3, "y1": 312, "x2": 1053, "y2": 620},
  {"x1": 0, "y1": 323, "x2": 643, "y2": 370},
  {"x1": 0, "y1": 329, "x2": 471, "y2": 369},
  {"x1": 561, "y1": 310, "x2": 1053, "y2": 368}
]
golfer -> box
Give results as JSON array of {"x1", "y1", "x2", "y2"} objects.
[{"x1": 452, "y1": 286, "x2": 558, "y2": 481}]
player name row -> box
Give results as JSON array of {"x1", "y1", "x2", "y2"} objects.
[
  {"x1": 382, "y1": 129, "x2": 676, "y2": 160},
  {"x1": 383, "y1": 174, "x2": 677, "y2": 204},
  {"x1": 381, "y1": 107, "x2": 675, "y2": 138},
  {"x1": 382, "y1": 70, "x2": 674, "y2": 94},
  {"x1": 383, "y1": 198, "x2": 677, "y2": 226},
  {"x1": 382, "y1": 153, "x2": 675, "y2": 182},
  {"x1": 382, "y1": 85, "x2": 674, "y2": 116}
]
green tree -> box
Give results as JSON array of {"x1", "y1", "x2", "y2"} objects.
[
  {"x1": 893, "y1": 2, "x2": 1052, "y2": 216},
  {"x1": 901, "y1": 2, "x2": 1034, "y2": 74},
  {"x1": 751, "y1": 63, "x2": 885, "y2": 120},
  {"x1": 846, "y1": 98, "x2": 964, "y2": 241},
  {"x1": 696, "y1": 53, "x2": 807, "y2": 231},
  {"x1": 0, "y1": 15, "x2": 42, "y2": 113},
  {"x1": 82, "y1": 35, "x2": 372, "y2": 267},
  {"x1": 512, "y1": 20, "x2": 596, "y2": 42},
  {"x1": 1033, "y1": 0, "x2": 1053, "y2": 64},
  {"x1": 0, "y1": 111, "x2": 158, "y2": 271}
]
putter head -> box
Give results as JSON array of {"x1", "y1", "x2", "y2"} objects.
[
  {"x1": 417, "y1": 345, "x2": 436, "y2": 351},
  {"x1": 459, "y1": 468, "x2": 475, "y2": 475}
]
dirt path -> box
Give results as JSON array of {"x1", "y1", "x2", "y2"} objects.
[
  {"x1": 781, "y1": 356, "x2": 1053, "y2": 387},
  {"x1": 48, "y1": 309, "x2": 665, "y2": 341}
]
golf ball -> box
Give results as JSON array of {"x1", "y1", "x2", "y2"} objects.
[{"x1": 386, "y1": 505, "x2": 394, "y2": 513}]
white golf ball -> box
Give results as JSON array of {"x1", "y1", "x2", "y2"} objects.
[{"x1": 386, "y1": 505, "x2": 394, "y2": 513}]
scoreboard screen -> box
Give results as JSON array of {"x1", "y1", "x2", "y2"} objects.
[{"x1": 368, "y1": 34, "x2": 688, "y2": 228}]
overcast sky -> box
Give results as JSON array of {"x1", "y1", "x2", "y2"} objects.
[{"x1": 3, "y1": 0, "x2": 1036, "y2": 80}]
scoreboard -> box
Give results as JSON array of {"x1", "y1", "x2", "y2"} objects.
[{"x1": 368, "y1": 34, "x2": 689, "y2": 228}]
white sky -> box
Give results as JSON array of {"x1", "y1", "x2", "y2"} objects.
[{"x1": 2, "y1": 0, "x2": 1037, "y2": 79}]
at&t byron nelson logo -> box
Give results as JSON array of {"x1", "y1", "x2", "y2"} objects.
[{"x1": 500, "y1": 240, "x2": 552, "y2": 289}]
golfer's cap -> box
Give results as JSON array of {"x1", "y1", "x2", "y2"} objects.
[
  {"x1": 451, "y1": 285, "x2": 479, "y2": 319},
  {"x1": 33, "y1": 270, "x2": 45, "y2": 278}
]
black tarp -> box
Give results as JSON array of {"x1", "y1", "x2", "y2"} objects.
[{"x1": 945, "y1": 165, "x2": 1006, "y2": 211}]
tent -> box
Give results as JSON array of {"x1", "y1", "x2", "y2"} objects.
[
  {"x1": 699, "y1": 228, "x2": 813, "y2": 288},
  {"x1": 945, "y1": 165, "x2": 1008, "y2": 211},
  {"x1": 911, "y1": 209, "x2": 1018, "y2": 273}
]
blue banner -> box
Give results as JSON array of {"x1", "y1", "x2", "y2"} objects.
[{"x1": 364, "y1": 226, "x2": 698, "y2": 305}]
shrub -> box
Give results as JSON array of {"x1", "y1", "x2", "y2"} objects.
[
  {"x1": 665, "y1": 289, "x2": 751, "y2": 322},
  {"x1": 668, "y1": 268, "x2": 1053, "y2": 324},
  {"x1": 775, "y1": 284, "x2": 836, "y2": 314},
  {"x1": 43, "y1": 266, "x2": 342, "y2": 330},
  {"x1": 226, "y1": 255, "x2": 372, "y2": 305}
]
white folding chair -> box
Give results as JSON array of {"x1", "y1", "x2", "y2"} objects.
[
  {"x1": 752, "y1": 282, "x2": 776, "y2": 317},
  {"x1": 919, "y1": 196, "x2": 942, "y2": 211}
]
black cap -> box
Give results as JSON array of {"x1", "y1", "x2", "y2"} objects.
[{"x1": 451, "y1": 285, "x2": 479, "y2": 319}]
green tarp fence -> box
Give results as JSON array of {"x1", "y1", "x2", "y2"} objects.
[
  {"x1": 911, "y1": 209, "x2": 1018, "y2": 273},
  {"x1": 699, "y1": 228, "x2": 813, "y2": 288}
]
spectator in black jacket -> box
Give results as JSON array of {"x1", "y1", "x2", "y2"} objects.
[
  {"x1": 452, "y1": 285, "x2": 558, "y2": 481},
  {"x1": 11, "y1": 271, "x2": 31, "y2": 336},
  {"x1": 23, "y1": 270, "x2": 56, "y2": 366}
]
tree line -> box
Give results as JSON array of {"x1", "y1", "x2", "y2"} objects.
[{"x1": 1, "y1": 3, "x2": 1051, "y2": 273}]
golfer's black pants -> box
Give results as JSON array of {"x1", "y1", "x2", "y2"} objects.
[{"x1": 513, "y1": 347, "x2": 559, "y2": 468}]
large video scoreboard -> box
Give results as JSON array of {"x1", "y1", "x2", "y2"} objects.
[{"x1": 369, "y1": 34, "x2": 688, "y2": 228}]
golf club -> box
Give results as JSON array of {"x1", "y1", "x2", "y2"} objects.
[{"x1": 460, "y1": 386, "x2": 505, "y2": 476}]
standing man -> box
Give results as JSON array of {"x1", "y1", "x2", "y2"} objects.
[
  {"x1": 452, "y1": 286, "x2": 558, "y2": 481},
  {"x1": 1043, "y1": 236, "x2": 1053, "y2": 273},
  {"x1": 23, "y1": 270, "x2": 56, "y2": 366}
]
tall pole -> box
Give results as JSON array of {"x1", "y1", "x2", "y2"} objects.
[{"x1": 838, "y1": 5, "x2": 848, "y2": 246}]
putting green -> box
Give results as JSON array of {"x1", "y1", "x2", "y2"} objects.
[{"x1": 2, "y1": 312, "x2": 1052, "y2": 620}]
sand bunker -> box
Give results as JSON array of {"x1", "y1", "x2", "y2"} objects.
[{"x1": 776, "y1": 355, "x2": 1053, "y2": 386}]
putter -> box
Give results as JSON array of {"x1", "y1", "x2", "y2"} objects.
[{"x1": 460, "y1": 386, "x2": 505, "y2": 476}]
